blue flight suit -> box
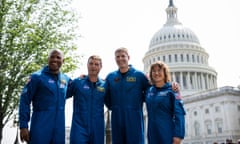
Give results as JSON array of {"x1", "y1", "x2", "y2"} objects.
[
  {"x1": 19, "y1": 66, "x2": 71, "y2": 144},
  {"x1": 67, "y1": 76, "x2": 106, "y2": 144},
  {"x1": 145, "y1": 82, "x2": 186, "y2": 144},
  {"x1": 105, "y1": 65, "x2": 150, "y2": 144}
]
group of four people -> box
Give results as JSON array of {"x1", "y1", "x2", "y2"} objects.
[{"x1": 19, "y1": 47, "x2": 186, "y2": 144}]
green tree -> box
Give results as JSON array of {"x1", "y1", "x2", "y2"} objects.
[{"x1": 0, "y1": 0, "x2": 81, "y2": 142}]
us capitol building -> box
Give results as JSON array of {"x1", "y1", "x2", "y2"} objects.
[
  {"x1": 142, "y1": 0, "x2": 240, "y2": 143},
  {"x1": 66, "y1": 1, "x2": 240, "y2": 144}
]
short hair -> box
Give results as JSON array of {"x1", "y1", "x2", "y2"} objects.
[
  {"x1": 114, "y1": 47, "x2": 129, "y2": 56},
  {"x1": 149, "y1": 61, "x2": 171, "y2": 84},
  {"x1": 87, "y1": 55, "x2": 102, "y2": 66},
  {"x1": 48, "y1": 49, "x2": 64, "y2": 58}
]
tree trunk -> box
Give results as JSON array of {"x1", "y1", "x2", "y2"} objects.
[{"x1": 0, "y1": 123, "x2": 3, "y2": 144}]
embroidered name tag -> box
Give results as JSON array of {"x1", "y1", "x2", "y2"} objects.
[
  {"x1": 97, "y1": 86, "x2": 105, "y2": 92},
  {"x1": 126, "y1": 77, "x2": 136, "y2": 82}
]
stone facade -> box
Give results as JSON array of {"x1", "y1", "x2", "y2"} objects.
[
  {"x1": 142, "y1": 0, "x2": 240, "y2": 143},
  {"x1": 183, "y1": 86, "x2": 240, "y2": 143}
]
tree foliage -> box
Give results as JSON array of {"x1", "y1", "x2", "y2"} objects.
[{"x1": 0, "y1": 0, "x2": 81, "y2": 142}]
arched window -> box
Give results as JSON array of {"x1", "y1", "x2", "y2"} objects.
[
  {"x1": 194, "y1": 121, "x2": 200, "y2": 136},
  {"x1": 187, "y1": 54, "x2": 189, "y2": 62},
  {"x1": 163, "y1": 56, "x2": 166, "y2": 62},
  {"x1": 205, "y1": 120, "x2": 212, "y2": 134},
  {"x1": 168, "y1": 54, "x2": 171, "y2": 63},
  {"x1": 181, "y1": 54, "x2": 184, "y2": 62},
  {"x1": 215, "y1": 106, "x2": 221, "y2": 112},
  {"x1": 215, "y1": 118, "x2": 223, "y2": 133},
  {"x1": 197, "y1": 55, "x2": 200, "y2": 63},
  {"x1": 174, "y1": 54, "x2": 178, "y2": 62},
  {"x1": 192, "y1": 54, "x2": 195, "y2": 63}
]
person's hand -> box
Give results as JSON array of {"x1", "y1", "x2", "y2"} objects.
[
  {"x1": 173, "y1": 137, "x2": 182, "y2": 144},
  {"x1": 20, "y1": 128, "x2": 30, "y2": 143},
  {"x1": 172, "y1": 82, "x2": 180, "y2": 92}
]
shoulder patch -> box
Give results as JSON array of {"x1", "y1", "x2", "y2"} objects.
[
  {"x1": 60, "y1": 79, "x2": 66, "y2": 85},
  {"x1": 175, "y1": 92, "x2": 182, "y2": 100}
]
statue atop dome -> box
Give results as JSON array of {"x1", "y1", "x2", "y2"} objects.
[{"x1": 169, "y1": 0, "x2": 174, "y2": 7}]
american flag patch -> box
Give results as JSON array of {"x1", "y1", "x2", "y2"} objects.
[{"x1": 175, "y1": 92, "x2": 182, "y2": 100}]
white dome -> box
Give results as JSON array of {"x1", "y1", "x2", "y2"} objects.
[
  {"x1": 149, "y1": 24, "x2": 200, "y2": 47},
  {"x1": 143, "y1": 2, "x2": 218, "y2": 96}
]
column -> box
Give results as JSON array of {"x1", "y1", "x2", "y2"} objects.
[
  {"x1": 187, "y1": 72, "x2": 191, "y2": 89},
  {"x1": 172, "y1": 72, "x2": 176, "y2": 82},
  {"x1": 194, "y1": 72, "x2": 198, "y2": 90},
  {"x1": 180, "y1": 72, "x2": 183, "y2": 89},
  {"x1": 201, "y1": 73, "x2": 205, "y2": 90}
]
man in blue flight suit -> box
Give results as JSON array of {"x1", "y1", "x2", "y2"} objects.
[
  {"x1": 19, "y1": 49, "x2": 71, "y2": 144},
  {"x1": 68, "y1": 55, "x2": 106, "y2": 144},
  {"x1": 105, "y1": 47, "x2": 150, "y2": 144},
  {"x1": 105, "y1": 47, "x2": 180, "y2": 144}
]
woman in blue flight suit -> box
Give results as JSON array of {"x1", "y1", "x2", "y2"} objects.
[
  {"x1": 67, "y1": 55, "x2": 106, "y2": 144},
  {"x1": 145, "y1": 61, "x2": 186, "y2": 144},
  {"x1": 19, "y1": 49, "x2": 71, "y2": 144}
]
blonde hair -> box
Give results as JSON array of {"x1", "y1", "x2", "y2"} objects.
[
  {"x1": 87, "y1": 55, "x2": 102, "y2": 66},
  {"x1": 149, "y1": 61, "x2": 171, "y2": 84},
  {"x1": 114, "y1": 47, "x2": 129, "y2": 56}
]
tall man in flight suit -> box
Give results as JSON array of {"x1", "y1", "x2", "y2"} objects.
[
  {"x1": 105, "y1": 47, "x2": 180, "y2": 144},
  {"x1": 105, "y1": 47, "x2": 150, "y2": 144}
]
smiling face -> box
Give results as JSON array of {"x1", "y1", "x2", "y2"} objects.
[
  {"x1": 115, "y1": 48, "x2": 130, "y2": 71},
  {"x1": 149, "y1": 61, "x2": 171, "y2": 85},
  {"x1": 48, "y1": 49, "x2": 64, "y2": 74},
  {"x1": 151, "y1": 65, "x2": 165, "y2": 84},
  {"x1": 87, "y1": 55, "x2": 102, "y2": 77}
]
